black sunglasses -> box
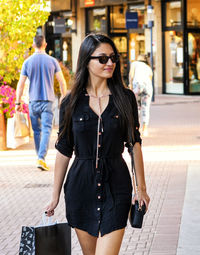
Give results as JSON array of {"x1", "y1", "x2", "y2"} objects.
[{"x1": 90, "y1": 54, "x2": 120, "y2": 64}]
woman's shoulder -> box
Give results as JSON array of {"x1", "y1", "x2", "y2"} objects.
[
  {"x1": 60, "y1": 92, "x2": 71, "y2": 110},
  {"x1": 123, "y1": 87, "x2": 135, "y2": 97},
  {"x1": 123, "y1": 87, "x2": 137, "y2": 104}
]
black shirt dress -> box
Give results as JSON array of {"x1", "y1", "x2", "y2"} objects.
[{"x1": 55, "y1": 88, "x2": 141, "y2": 237}]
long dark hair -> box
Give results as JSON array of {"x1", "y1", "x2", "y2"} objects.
[{"x1": 59, "y1": 33, "x2": 135, "y2": 143}]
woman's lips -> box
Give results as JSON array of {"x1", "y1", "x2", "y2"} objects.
[{"x1": 104, "y1": 68, "x2": 113, "y2": 72}]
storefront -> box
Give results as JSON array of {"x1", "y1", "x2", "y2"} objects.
[
  {"x1": 162, "y1": 0, "x2": 200, "y2": 95},
  {"x1": 45, "y1": 0, "x2": 73, "y2": 69},
  {"x1": 83, "y1": 0, "x2": 146, "y2": 85}
]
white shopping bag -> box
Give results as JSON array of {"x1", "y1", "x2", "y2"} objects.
[{"x1": 7, "y1": 113, "x2": 29, "y2": 149}]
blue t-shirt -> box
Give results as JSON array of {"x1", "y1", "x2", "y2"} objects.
[{"x1": 21, "y1": 53, "x2": 61, "y2": 102}]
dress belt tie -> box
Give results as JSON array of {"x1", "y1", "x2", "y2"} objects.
[
  {"x1": 75, "y1": 154, "x2": 122, "y2": 160},
  {"x1": 75, "y1": 155, "x2": 122, "y2": 209}
]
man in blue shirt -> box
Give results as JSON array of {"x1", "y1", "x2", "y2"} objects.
[{"x1": 15, "y1": 35, "x2": 67, "y2": 171}]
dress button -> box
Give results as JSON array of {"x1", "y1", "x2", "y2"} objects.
[
  {"x1": 98, "y1": 196, "x2": 101, "y2": 199},
  {"x1": 97, "y1": 208, "x2": 100, "y2": 211},
  {"x1": 98, "y1": 144, "x2": 101, "y2": 148},
  {"x1": 97, "y1": 183, "x2": 101, "y2": 186},
  {"x1": 99, "y1": 132, "x2": 101, "y2": 135},
  {"x1": 98, "y1": 220, "x2": 101, "y2": 223}
]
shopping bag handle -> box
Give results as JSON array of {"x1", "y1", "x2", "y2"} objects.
[{"x1": 41, "y1": 213, "x2": 53, "y2": 226}]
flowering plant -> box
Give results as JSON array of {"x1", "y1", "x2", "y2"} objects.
[
  {"x1": 0, "y1": 85, "x2": 16, "y2": 118},
  {"x1": 0, "y1": 83, "x2": 29, "y2": 118}
]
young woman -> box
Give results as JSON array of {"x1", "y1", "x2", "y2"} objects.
[{"x1": 46, "y1": 34, "x2": 150, "y2": 255}]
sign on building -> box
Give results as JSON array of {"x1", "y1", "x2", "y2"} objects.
[
  {"x1": 54, "y1": 18, "x2": 66, "y2": 34},
  {"x1": 51, "y1": 0, "x2": 71, "y2": 12},
  {"x1": 126, "y1": 12, "x2": 138, "y2": 29},
  {"x1": 85, "y1": 0, "x2": 95, "y2": 7}
]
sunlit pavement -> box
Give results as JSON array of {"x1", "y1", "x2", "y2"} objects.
[{"x1": 0, "y1": 95, "x2": 200, "y2": 255}]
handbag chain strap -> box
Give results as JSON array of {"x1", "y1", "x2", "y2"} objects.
[{"x1": 126, "y1": 142, "x2": 140, "y2": 203}]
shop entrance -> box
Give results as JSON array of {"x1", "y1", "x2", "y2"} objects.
[
  {"x1": 162, "y1": 0, "x2": 200, "y2": 95},
  {"x1": 164, "y1": 31, "x2": 184, "y2": 94}
]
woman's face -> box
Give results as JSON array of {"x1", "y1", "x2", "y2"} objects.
[{"x1": 87, "y1": 43, "x2": 117, "y2": 80}]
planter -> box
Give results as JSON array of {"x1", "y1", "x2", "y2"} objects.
[{"x1": 0, "y1": 104, "x2": 7, "y2": 150}]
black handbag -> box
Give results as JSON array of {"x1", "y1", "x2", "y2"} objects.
[
  {"x1": 19, "y1": 215, "x2": 71, "y2": 255},
  {"x1": 127, "y1": 143, "x2": 146, "y2": 228}
]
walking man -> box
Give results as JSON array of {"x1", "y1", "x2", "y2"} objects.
[{"x1": 15, "y1": 35, "x2": 67, "y2": 171}]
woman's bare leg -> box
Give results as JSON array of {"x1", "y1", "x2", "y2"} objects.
[
  {"x1": 95, "y1": 228, "x2": 125, "y2": 255},
  {"x1": 75, "y1": 228, "x2": 97, "y2": 255}
]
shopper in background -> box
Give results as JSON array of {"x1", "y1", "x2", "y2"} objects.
[
  {"x1": 129, "y1": 54, "x2": 153, "y2": 136},
  {"x1": 15, "y1": 35, "x2": 67, "y2": 171}
]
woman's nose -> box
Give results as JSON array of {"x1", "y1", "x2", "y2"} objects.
[{"x1": 106, "y1": 58, "x2": 114, "y2": 65}]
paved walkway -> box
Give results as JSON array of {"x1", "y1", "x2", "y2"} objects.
[{"x1": 0, "y1": 94, "x2": 200, "y2": 255}]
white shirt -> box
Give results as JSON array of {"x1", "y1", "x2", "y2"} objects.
[{"x1": 130, "y1": 61, "x2": 153, "y2": 95}]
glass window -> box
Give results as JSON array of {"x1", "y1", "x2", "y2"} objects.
[
  {"x1": 55, "y1": 39, "x2": 61, "y2": 60},
  {"x1": 110, "y1": 5, "x2": 127, "y2": 33},
  {"x1": 165, "y1": 31, "x2": 184, "y2": 94},
  {"x1": 187, "y1": 0, "x2": 200, "y2": 27},
  {"x1": 129, "y1": 33, "x2": 145, "y2": 62},
  {"x1": 111, "y1": 36, "x2": 128, "y2": 84},
  {"x1": 87, "y1": 8, "x2": 107, "y2": 33},
  {"x1": 166, "y1": 1, "x2": 181, "y2": 27},
  {"x1": 188, "y1": 33, "x2": 200, "y2": 93}
]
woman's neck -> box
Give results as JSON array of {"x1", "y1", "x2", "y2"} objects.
[{"x1": 87, "y1": 78, "x2": 110, "y2": 97}]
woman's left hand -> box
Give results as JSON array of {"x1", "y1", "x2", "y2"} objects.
[{"x1": 132, "y1": 190, "x2": 150, "y2": 212}]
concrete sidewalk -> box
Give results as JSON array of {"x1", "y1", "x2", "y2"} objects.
[{"x1": 0, "y1": 94, "x2": 200, "y2": 255}]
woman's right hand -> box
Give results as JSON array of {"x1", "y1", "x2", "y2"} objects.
[{"x1": 45, "y1": 198, "x2": 59, "y2": 217}]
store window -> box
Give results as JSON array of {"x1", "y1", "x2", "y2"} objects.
[
  {"x1": 166, "y1": 1, "x2": 181, "y2": 27},
  {"x1": 112, "y1": 36, "x2": 128, "y2": 83},
  {"x1": 110, "y1": 5, "x2": 127, "y2": 33},
  {"x1": 129, "y1": 33, "x2": 145, "y2": 62},
  {"x1": 55, "y1": 39, "x2": 62, "y2": 60},
  {"x1": 187, "y1": 0, "x2": 200, "y2": 27},
  {"x1": 188, "y1": 33, "x2": 200, "y2": 93},
  {"x1": 165, "y1": 31, "x2": 184, "y2": 94},
  {"x1": 87, "y1": 8, "x2": 107, "y2": 33}
]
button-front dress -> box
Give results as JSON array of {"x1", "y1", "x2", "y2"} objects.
[{"x1": 55, "y1": 88, "x2": 141, "y2": 237}]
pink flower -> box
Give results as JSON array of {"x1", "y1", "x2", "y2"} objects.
[{"x1": 0, "y1": 84, "x2": 17, "y2": 118}]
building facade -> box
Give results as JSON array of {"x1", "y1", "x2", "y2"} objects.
[{"x1": 45, "y1": 0, "x2": 200, "y2": 96}]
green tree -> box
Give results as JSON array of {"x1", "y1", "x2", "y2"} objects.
[{"x1": 0, "y1": 0, "x2": 49, "y2": 84}]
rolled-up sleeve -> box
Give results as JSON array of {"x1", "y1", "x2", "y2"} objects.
[
  {"x1": 55, "y1": 96, "x2": 74, "y2": 157},
  {"x1": 126, "y1": 89, "x2": 142, "y2": 145}
]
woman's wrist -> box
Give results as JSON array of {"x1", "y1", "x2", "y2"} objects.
[
  {"x1": 52, "y1": 192, "x2": 60, "y2": 202},
  {"x1": 137, "y1": 186, "x2": 146, "y2": 192}
]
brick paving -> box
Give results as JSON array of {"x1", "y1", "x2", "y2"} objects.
[{"x1": 0, "y1": 94, "x2": 200, "y2": 255}]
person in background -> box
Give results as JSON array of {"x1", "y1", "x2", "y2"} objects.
[
  {"x1": 129, "y1": 54, "x2": 153, "y2": 136},
  {"x1": 15, "y1": 35, "x2": 67, "y2": 171},
  {"x1": 46, "y1": 34, "x2": 150, "y2": 255}
]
